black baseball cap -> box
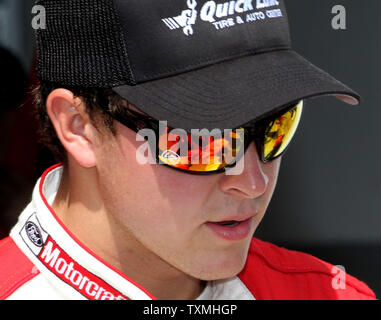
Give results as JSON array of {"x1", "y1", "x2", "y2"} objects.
[{"x1": 36, "y1": 0, "x2": 360, "y2": 131}]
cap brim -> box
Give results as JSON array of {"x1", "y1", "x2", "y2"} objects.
[{"x1": 113, "y1": 49, "x2": 360, "y2": 131}]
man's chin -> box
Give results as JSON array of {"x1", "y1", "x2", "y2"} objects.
[
  {"x1": 197, "y1": 265, "x2": 247, "y2": 282},
  {"x1": 188, "y1": 251, "x2": 249, "y2": 281}
]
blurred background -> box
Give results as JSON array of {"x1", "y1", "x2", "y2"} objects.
[{"x1": 0, "y1": 0, "x2": 379, "y2": 297}]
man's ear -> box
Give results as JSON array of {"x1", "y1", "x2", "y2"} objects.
[{"x1": 46, "y1": 89, "x2": 96, "y2": 168}]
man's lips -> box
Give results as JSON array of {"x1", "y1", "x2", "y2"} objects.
[
  {"x1": 208, "y1": 212, "x2": 258, "y2": 224},
  {"x1": 205, "y1": 213, "x2": 258, "y2": 241}
]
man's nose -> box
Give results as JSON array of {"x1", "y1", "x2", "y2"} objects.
[{"x1": 218, "y1": 143, "x2": 269, "y2": 199}]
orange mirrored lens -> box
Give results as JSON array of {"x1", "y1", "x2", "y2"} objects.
[
  {"x1": 263, "y1": 100, "x2": 303, "y2": 161},
  {"x1": 158, "y1": 128, "x2": 245, "y2": 172}
]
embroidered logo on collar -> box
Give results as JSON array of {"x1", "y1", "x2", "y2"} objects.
[
  {"x1": 25, "y1": 221, "x2": 44, "y2": 247},
  {"x1": 162, "y1": 0, "x2": 282, "y2": 35}
]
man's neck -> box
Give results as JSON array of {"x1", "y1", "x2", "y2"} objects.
[{"x1": 51, "y1": 166, "x2": 206, "y2": 300}]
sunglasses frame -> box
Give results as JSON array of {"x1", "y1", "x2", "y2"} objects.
[{"x1": 102, "y1": 100, "x2": 303, "y2": 175}]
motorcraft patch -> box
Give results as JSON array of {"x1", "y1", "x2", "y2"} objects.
[
  {"x1": 38, "y1": 237, "x2": 128, "y2": 300},
  {"x1": 20, "y1": 213, "x2": 128, "y2": 300}
]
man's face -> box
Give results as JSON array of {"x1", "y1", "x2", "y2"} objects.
[{"x1": 93, "y1": 119, "x2": 281, "y2": 281}]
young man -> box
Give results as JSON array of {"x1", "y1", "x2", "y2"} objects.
[{"x1": 0, "y1": 0, "x2": 376, "y2": 300}]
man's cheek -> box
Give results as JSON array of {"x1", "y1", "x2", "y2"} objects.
[{"x1": 160, "y1": 165, "x2": 217, "y2": 190}]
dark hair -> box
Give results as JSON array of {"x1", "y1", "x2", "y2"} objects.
[{"x1": 33, "y1": 81, "x2": 128, "y2": 164}]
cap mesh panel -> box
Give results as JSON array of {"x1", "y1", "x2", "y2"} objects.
[{"x1": 36, "y1": 0, "x2": 135, "y2": 87}]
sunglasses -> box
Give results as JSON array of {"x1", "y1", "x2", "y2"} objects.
[{"x1": 103, "y1": 100, "x2": 303, "y2": 175}]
